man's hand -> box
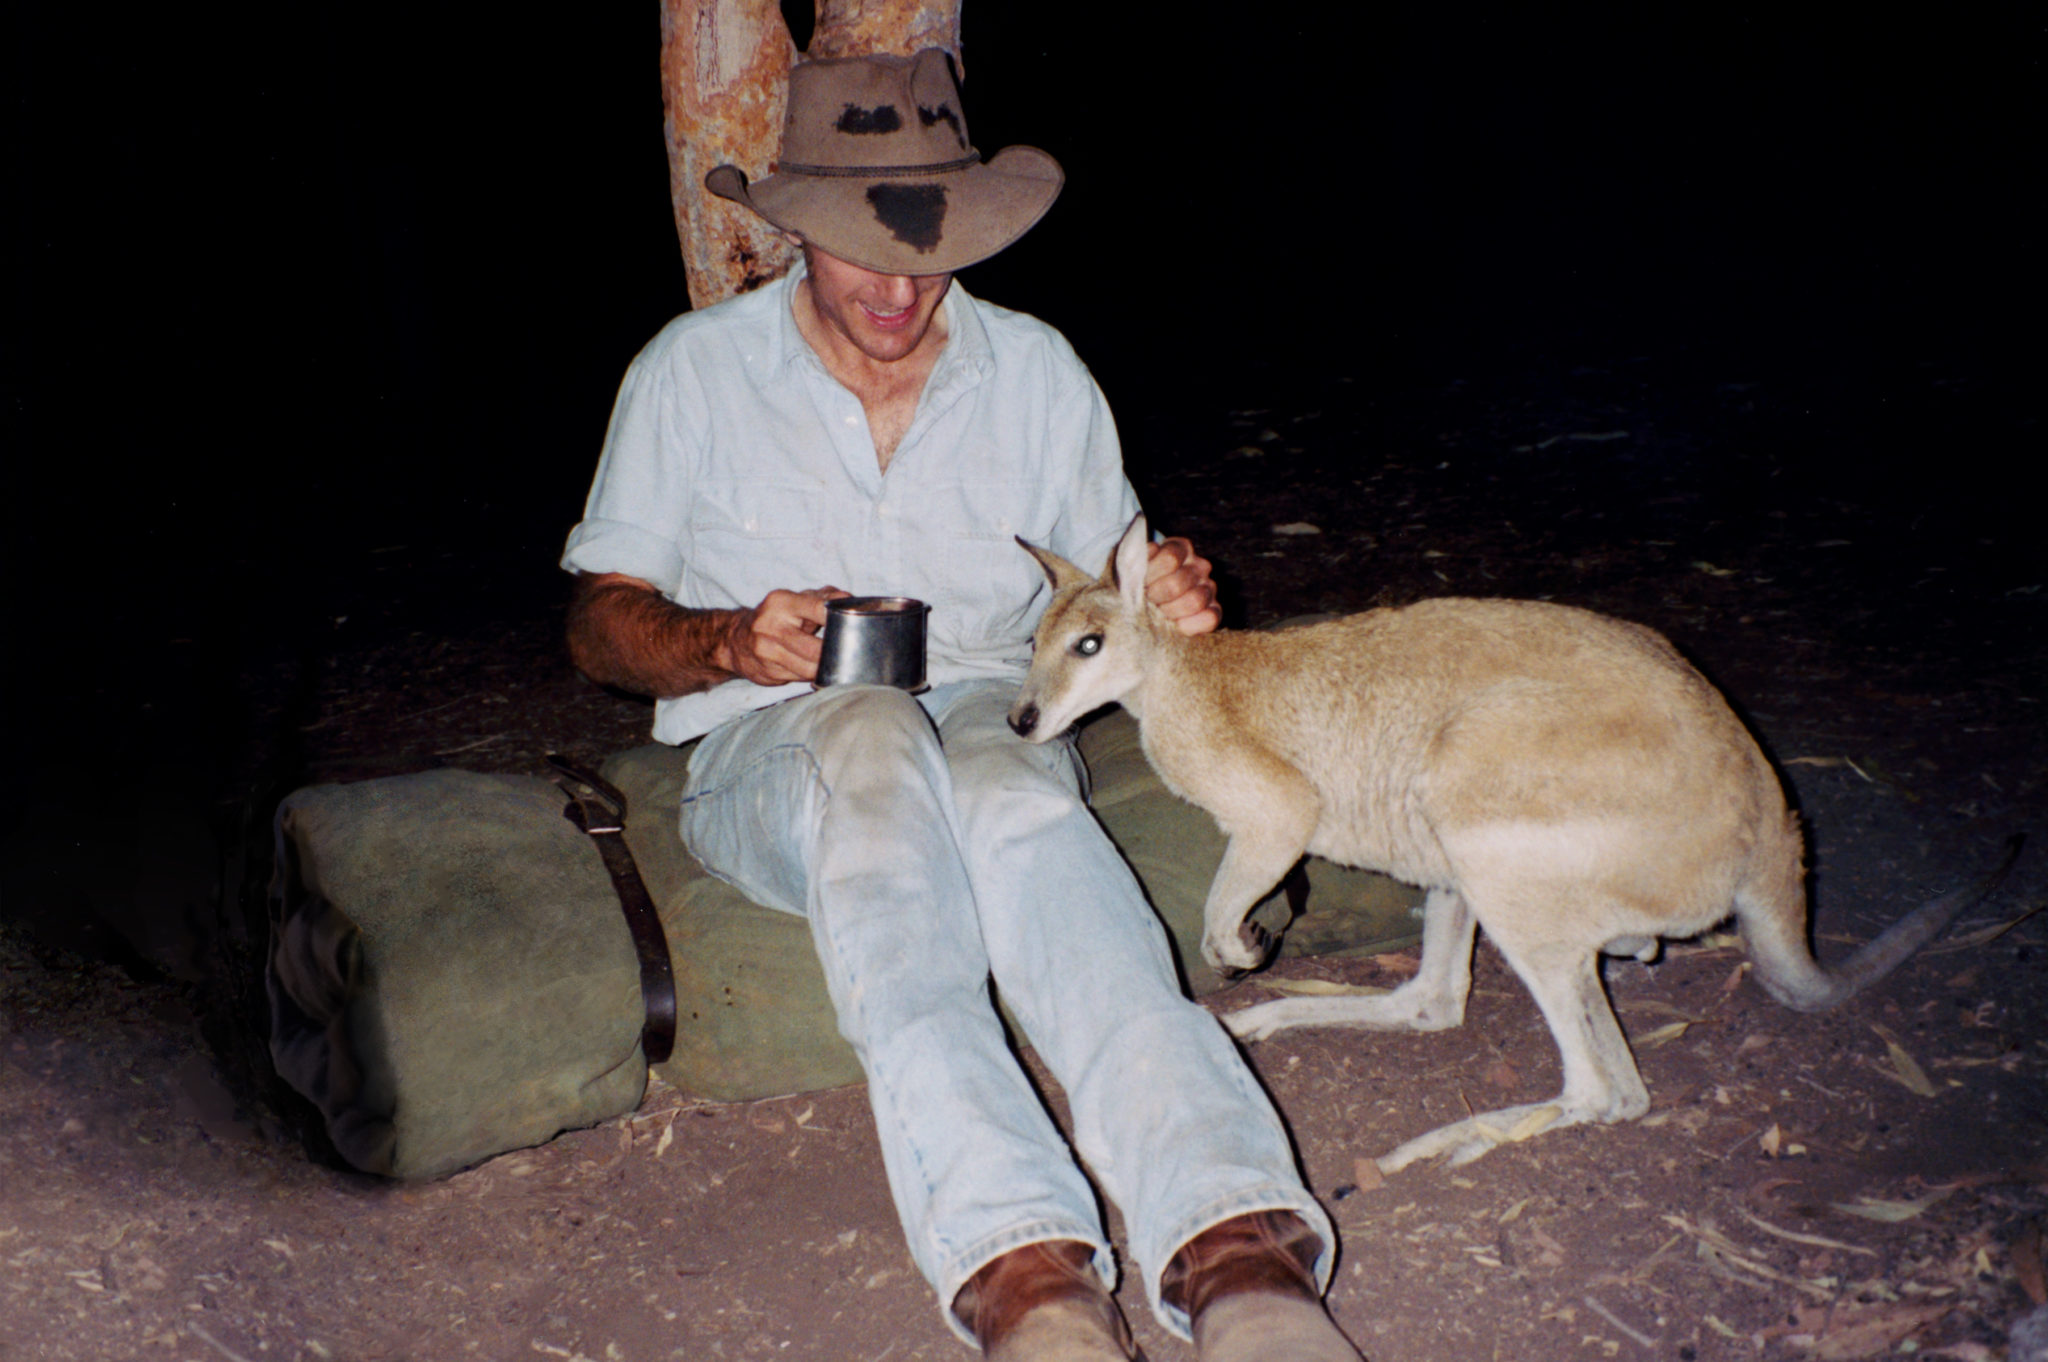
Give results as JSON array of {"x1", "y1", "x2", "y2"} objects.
[
  {"x1": 719, "y1": 587, "x2": 848, "y2": 686},
  {"x1": 567, "y1": 574, "x2": 847, "y2": 698},
  {"x1": 1144, "y1": 537, "x2": 1221, "y2": 636}
]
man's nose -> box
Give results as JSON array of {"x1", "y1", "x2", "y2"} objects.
[{"x1": 874, "y1": 274, "x2": 917, "y2": 308}]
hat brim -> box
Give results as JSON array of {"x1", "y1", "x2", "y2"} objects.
[{"x1": 705, "y1": 146, "x2": 1063, "y2": 276}]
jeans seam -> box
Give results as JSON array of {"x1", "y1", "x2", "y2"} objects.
[{"x1": 679, "y1": 738, "x2": 829, "y2": 809}]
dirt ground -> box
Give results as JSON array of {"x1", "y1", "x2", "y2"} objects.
[{"x1": 3, "y1": 348, "x2": 2044, "y2": 1362}]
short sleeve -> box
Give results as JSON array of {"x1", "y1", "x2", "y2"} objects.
[
  {"x1": 1046, "y1": 363, "x2": 1143, "y2": 579},
  {"x1": 559, "y1": 340, "x2": 696, "y2": 595}
]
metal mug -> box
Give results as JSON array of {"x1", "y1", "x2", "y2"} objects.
[{"x1": 815, "y1": 596, "x2": 930, "y2": 691}]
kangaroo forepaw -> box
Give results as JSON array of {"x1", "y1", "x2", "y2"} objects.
[{"x1": 1203, "y1": 920, "x2": 1275, "y2": 977}]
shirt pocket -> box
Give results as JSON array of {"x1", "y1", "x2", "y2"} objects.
[
  {"x1": 907, "y1": 480, "x2": 1054, "y2": 651},
  {"x1": 681, "y1": 479, "x2": 843, "y2": 608}
]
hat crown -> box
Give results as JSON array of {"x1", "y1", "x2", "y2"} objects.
[
  {"x1": 702, "y1": 47, "x2": 1062, "y2": 276},
  {"x1": 779, "y1": 49, "x2": 976, "y2": 171}
]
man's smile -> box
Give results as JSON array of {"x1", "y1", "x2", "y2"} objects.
[{"x1": 860, "y1": 302, "x2": 915, "y2": 329}]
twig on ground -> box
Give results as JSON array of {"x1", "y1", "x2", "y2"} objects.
[
  {"x1": 186, "y1": 1323, "x2": 255, "y2": 1362},
  {"x1": 1734, "y1": 1208, "x2": 1876, "y2": 1257},
  {"x1": 1583, "y1": 1294, "x2": 1658, "y2": 1348}
]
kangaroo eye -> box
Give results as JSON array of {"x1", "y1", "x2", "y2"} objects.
[{"x1": 1074, "y1": 633, "x2": 1102, "y2": 657}]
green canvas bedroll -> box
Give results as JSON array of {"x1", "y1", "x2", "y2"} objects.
[{"x1": 268, "y1": 711, "x2": 1422, "y2": 1180}]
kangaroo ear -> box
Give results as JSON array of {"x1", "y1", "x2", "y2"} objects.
[
  {"x1": 1108, "y1": 513, "x2": 1151, "y2": 611},
  {"x1": 1016, "y1": 536, "x2": 1093, "y2": 594}
]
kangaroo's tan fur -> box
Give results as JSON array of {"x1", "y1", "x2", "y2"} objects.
[{"x1": 1008, "y1": 515, "x2": 2016, "y2": 1173}]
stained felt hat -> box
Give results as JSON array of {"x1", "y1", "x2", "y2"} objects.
[{"x1": 704, "y1": 48, "x2": 1063, "y2": 276}]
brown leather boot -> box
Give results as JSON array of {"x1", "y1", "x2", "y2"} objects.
[
  {"x1": 1160, "y1": 1211, "x2": 1362, "y2": 1362},
  {"x1": 952, "y1": 1240, "x2": 1141, "y2": 1361}
]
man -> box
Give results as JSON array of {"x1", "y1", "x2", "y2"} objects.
[{"x1": 561, "y1": 50, "x2": 1362, "y2": 1362}]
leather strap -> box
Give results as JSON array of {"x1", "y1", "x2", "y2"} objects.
[{"x1": 546, "y1": 754, "x2": 677, "y2": 1064}]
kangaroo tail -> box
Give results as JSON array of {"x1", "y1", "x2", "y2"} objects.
[{"x1": 1744, "y1": 833, "x2": 2023, "y2": 1014}]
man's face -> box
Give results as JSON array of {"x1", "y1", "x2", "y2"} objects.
[{"x1": 799, "y1": 244, "x2": 952, "y2": 365}]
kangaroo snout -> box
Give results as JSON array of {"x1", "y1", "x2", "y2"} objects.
[{"x1": 1007, "y1": 701, "x2": 1040, "y2": 739}]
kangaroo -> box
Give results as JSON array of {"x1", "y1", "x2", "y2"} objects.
[{"x1": 1008, "y1": 514, "x2": 2018, "y2": 1174}]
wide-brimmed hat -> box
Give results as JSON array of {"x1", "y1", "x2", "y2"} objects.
[{"x1": 704, "y1": 48, "x2": 1063, "y2": 276}]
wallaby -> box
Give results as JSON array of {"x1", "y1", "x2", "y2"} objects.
[{"x1": 1008, "y1": 514, "x2": 2019, "y2": 1174}]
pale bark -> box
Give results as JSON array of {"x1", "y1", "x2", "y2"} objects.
[
  {"x1": 659, "y1": 0, "x2": 965, "y2": 310},
  {"x1": 806, "y1": 0, "x2": 961, "y2": 67}
]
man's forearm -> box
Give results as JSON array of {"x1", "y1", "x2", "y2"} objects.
[{"x1": 566, "y1": 576, "x2": 744, "y2": 699}]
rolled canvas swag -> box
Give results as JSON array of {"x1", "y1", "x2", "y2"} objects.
[{"x1": 267, "y1": 713, "x2": 1422, "y2": 1180}]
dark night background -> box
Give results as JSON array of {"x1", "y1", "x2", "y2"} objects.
[
  {"x1": 7, "y1": 2, "x2": 2041, "y2": 822},
  {"x1": 4, "y1": 7, "x2": 2047, "y2": 1354}
]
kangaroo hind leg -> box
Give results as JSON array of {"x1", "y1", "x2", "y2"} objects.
[
  {"x1": 1227, "y1": 887, "x2": 1475, "y2": 1040},
  {"x1": 1376, "y1": 928, "x2": 1649, "y2": 1175}
]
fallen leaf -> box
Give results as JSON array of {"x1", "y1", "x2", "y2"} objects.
[
  {"x1": 1661, "y1": 1213, "x2": 1835, "y2": 1299},
  {"x1": 1811, "y1": 1303, "x2": 1952, "y2": 1359},
  {"x1": 1271, "y1": 522, "x2": 1322, "y2": 536},
  {"x1": 1918, "y1": 1343, "x2": 1997, "y2": 1361},
  {"x1": 1615, "y1": 999, "x2": 1711, "y2": 1022},
  {"x1": 1636, "y1": 1020, "x2": 1691, "y2": 1049},
  {"x1": 1351, "y1": 1156, "x2": 1385, "y2": 1193},
  {"x1": 1831, "y1": 1189, "x2": 1955, "y2": 1223},
  {"x1": 1870, "y1": 1024, "x2": 1940, "y2": 1098},
  {"x1": 1734, "y1": 1208, "x2": 1876, "y2": 1257},
  {"x1": 1760, "y1": 1124, "x2": 1783, "y2": 1158}
]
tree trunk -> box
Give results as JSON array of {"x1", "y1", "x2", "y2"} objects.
[{"x1": 659, "y1": 0, "x2": 964, "y2": 311}]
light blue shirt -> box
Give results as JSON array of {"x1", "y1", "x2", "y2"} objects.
[{"x1": 561, "y1": 266, "x2": 1141, "y2": 743}]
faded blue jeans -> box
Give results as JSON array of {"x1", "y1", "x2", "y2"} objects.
[{"x1": 677, "y1": 678, "x2": 1333, "y2": 1342}]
